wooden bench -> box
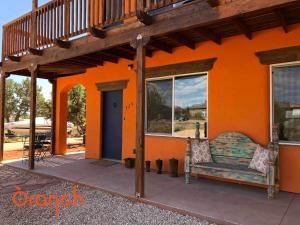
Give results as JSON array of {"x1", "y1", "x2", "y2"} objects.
[{"x1": 184, "y1": 123, "x2": 280, "y2": 199}]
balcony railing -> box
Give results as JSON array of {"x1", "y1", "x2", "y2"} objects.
[{"x1": 2, "y1": 0, "x2": 184, "y2": 59}]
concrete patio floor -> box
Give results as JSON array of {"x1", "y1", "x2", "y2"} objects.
[{"x1": 4, "y1": 153, "x2": 300, "y2": 225}]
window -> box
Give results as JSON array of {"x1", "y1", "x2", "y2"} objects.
[
  {"x1": 272, "y1": 64, "x2": 300, "y2": 143},
  {"x1": 146, "y1": 73, "x2": 208, "y2": 138}
]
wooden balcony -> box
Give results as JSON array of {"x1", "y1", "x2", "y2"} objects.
[
  {"x1": 2, "y1": 0, "x2": 185, "y2": 59},
  {"x1": 1, "y1": 0, "x2": 300, "y2": 75}
]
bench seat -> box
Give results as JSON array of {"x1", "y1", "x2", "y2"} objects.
[{"x1": 192, "y1": 163, "x2": 266, "y2": 184}]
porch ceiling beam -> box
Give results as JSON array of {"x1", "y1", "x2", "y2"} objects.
[
  {"x1": 274, "y1": 8, "x2": 289, "y2": 33},
  {"x1": 149, "y1": 40, "x2": 173, "y2": 54},
  {"x1": 194, "y1": 28, "x2": 222, "y2": 45},
  {"x1": 103, "y1": 49, "x2": 135, "y2": 61},
  {"x1": 29, "y1": 48, "x2": 43, "y2": 56},
  {"x1": 92, "y1": 52, "x2": 119, "y2": 64},
  {"x1": 117, "y1": 46, "x2": 153, "y2": 58},
  {"x1": 166, "y1": 33, "x2": 196, "y2": 49},
  {"x1": 80, "y1": 55, "x2": 104, "y2": 66},
  {"x1": 54, "y1": 39, "x2": 72, "y2": 49},
  {"x1": 90, "y1": 27, "x2": 106, "y2": 39},
  {"x1": 66, "y1": 58, "x2": 100, "y2": 67},
  {"x1": 3, "y1": 0, "x2": 298, "y2": 72},
  {"x1": 233, "y1": 17, "x2": 252, "y2": 40}
]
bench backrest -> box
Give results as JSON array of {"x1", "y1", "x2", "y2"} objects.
[{"x1": 209, "y1": 132, "x2": 257, "y2": 166}]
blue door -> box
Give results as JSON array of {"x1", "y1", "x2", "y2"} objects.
[{"x1": 102, "y1": 91, "x2": 123, "y2": 160}]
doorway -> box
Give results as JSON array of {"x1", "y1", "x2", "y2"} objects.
[{"x1": 102, "y1": 90, "x2": 123, "y2": 160}]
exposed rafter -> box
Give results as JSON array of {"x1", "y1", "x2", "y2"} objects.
[
  {"x1": 104, "y1": 49, "x2": 135, "y2": 61},
  {"x1": 274, "y1": 8, "x2": 289, "y2": 33},
  {"x1": 167, "y1": 33, "x2": 196, "y2": 49},
  {"x1": 54, "y1": 39, "x2": 71, "y2": 49},
  {"x1": 92, "y1": 52, "x2": 119, "y2": 64},
  {"x1": 90, "y1": 27, "x2": 106, "y2": 39},
  {"x1": 233, "y1": 17, "x2": 252, "y2": 40},
  {"x1": 194, "y1": 28, "x2": 222, "y2": 45},
  {"x1": 8, "y1": 56, "x2": 21, "y2": 62},
  {"x1": 149, "y1": 40, "x2": 173, "y2": 54},
  {"x1": 29, "y1": 48, "x2": 43, "y2": 56},
  {"x1": 137, "y1": 12, "x2": 152, "y2": 26}
]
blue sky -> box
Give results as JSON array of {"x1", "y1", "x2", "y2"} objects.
[{"x1": 1, "y1": 0, "x2": 51, "y2": 99}]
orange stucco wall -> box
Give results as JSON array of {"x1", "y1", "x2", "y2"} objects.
[{"x1": 56, "y1": 24, "x2": 300, "y2": 193}]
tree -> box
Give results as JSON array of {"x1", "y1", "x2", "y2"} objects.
[
  {"x1": 5, "y1": 78, "x2": 51, "y2": 122},
  {"x1": 68, "y1": 85, "x2": 86, "y2": 135}
]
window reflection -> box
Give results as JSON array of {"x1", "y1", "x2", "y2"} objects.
[
  {"x1": 174, "y1": 75, "x2": 207, "y2": 138},
  {"x1": 146, "y1": 79, "x2": 172, "y2": 134},
  {"x1": 273, "y1": 65, "x2": 300, "y2": 143}
]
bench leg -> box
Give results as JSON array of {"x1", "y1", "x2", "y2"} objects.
[{"x1": 268, "y1": 185, "x2": 275, "y2": 199}]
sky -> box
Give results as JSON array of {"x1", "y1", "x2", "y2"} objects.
[{"x1": 0, "y1": 0, "x2": 51, "y2": 100}]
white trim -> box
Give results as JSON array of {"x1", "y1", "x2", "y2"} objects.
[
  {"x1": 145, "y1": 71, "x2": 209, "y2": 138},
  {"x1": 270, "y1": 61, "x2": 300, "y2": 145}
]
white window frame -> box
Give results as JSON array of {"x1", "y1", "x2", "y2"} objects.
[
  {"x1": 145, "y1": 71, "x2": 209, "y2": 139},
  {"x1": 270, "y1": 61, "x2": 300, "y2": 145}
]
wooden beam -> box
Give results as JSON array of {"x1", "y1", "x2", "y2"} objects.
[
  {"x1": 50, "y1": 78, "x2": 57, "y2": 155},
  {"x1": 274, "y1": 8, "x2": 289, "y2": 33},
  {"x1": 167, "y1": 33, "x2": 196, "y2": 49},
  {"x1": 90, "y1": 27, "x2": 106, "y2": 39},
  {"x1": 92, "y1": 52, "x2": 119, "y2": 63},
  {"x1": 207, "y1": 0, "x2": 220, "y2": 7},
  {"x1": 149, "y1": 40, "x2": 173, "y2": 54},
  {"x1": 0, "y1": 71, "x2": 7, "y2": 162},
  {"x1": 137, "y1": 12, "x2": 152, "y2": 26},
  {"x1": 194, "y1": 28, "x2": 222, "y2": 45},
  {"x1": 130, "y1": 34, "x2": 150, "y2": 198},
  {"x1": 8, "y1": 56, "x2": 21, "y2": 62},
  {"x1": 29, "y1": 64, "x2": 38, "y2": 170},
  {"x1": 29, "y1": 48, "x2": 43, "y2": 56},
  {"x1": 54, "y1": 39, "x2": 71, "y2": 49},
  {"x1": 233, "y1": 17, "x2": 252, "y2": 40},
  {"x1": 104, "y1": 49, "x2": 135, "y2": 61},
  {"x1": 3, "y1": 0, "x2": 299, "y2": 73},
  {"x1": 80, "y1": 55, "x2": 104, "y2": 66}
]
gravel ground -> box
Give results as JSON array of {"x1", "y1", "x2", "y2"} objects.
[{"x1": 0, "y1": 165, "x2": 217, "y2": 225}]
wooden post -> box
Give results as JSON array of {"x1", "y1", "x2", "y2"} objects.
[
  {"x1": 30, "y1": 0, "x2": 38, "y2": 48},
  {"x1": 29, "y1": 64, "x2": 38, "y2": 170},
  {"x1": 0, "y1": 71, "x2": 8, "y2": 162},
  {"x1": 130, "y1": 34, "x2": 150, "y2": 198},
  {"x1": 49, "y1": 78, "x2": 57, "y2": 155}
]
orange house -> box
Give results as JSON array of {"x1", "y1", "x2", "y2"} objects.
[{"x1": 1, "y1": 0, "x2": 300, "y2": 196}]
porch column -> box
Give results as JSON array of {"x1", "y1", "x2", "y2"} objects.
[
  {"x1": 0, "y1": 71, "x2": 9, "y2": 162},
  {"x1": 131, "y1": 34, "x2": 150, "y2": 198},
  {"x1": 29, "y1": 64, "x2": 38, "y2": 170},
  {"x1": 49, "y1": 78, "x2": 57, "y2": 155}
]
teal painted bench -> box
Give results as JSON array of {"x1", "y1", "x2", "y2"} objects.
[{"x1": 185, "y1": 124, "x2": 280, "y2": 199}]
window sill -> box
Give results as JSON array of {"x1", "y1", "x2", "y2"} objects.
[
  {"x1": 145, "y1": 133, "x2": 208, "y2": 140},
  {"x1": 279, "y1": 142, "x2": 300, "y2": 146}
]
